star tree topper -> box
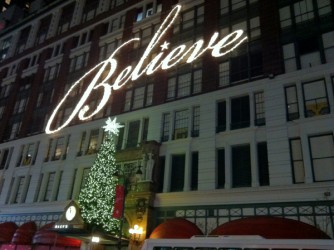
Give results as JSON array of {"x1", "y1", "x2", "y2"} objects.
[{"x1": 103, "y1": 117, "x2": 124, "y2": 135}]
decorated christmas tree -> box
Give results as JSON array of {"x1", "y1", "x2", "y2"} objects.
[{"x1": 78, "y1": 117, "x2": 124, "y2": 233}]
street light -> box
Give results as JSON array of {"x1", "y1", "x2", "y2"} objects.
[{"x1": 129, "y1": 224, "x2": 143, "y2": 244}]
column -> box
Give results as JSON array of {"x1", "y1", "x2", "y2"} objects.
[
  {"x1": 163, "y1": 154, "x2": 171, "y2": 193},
  {"x1": 224, "y1": 144, "x2": 231, "y2": 189},
  {"x1": 301, "y1": 133, "x2": 313, "y2": 184},
  {"x1": 251, "y1": 137, "x2": 259, "y2": 187},
  {"x1": 183, "y1": 146, "x2": 191, "y2": 191}
]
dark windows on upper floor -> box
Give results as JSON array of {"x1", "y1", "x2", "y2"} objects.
[
  {"x1": 284, "y1": 79, "x2": 330, "y2": 121},
  {"x1": 57, "y1": 2, "x2": 75, "y2": 35},
  {"x1": 220, "y1": 0, "x2": 258, "y2": 15},
  {"x1": 0, "y1": 147, "x2": 13, "y2": 170},
  {"x1": 82, "y1": 0, "x2": 99, "y2": 23},
  {"x1": 167, "y1": 69, "x2": 202, "y2": 101},
  {"x1": 231, "y1": 95, "x2": 250, "y2": 130},
  {"x1": 175, "y1": 4, "x2": 204, "y2": 33},
  {"x1": 279, "y1": 0, "x2": 332, "y2": 30},
  {"x1": 289, "y1": 133, "x2": 334, "y2": 183},
  {"x1": 170, "y1": 154, "x2": 185, "y2": 192},
  {"x1": 135, "y1": 1, "x2": 162, "y2": 22},
  {"x1": 16, "y1": 142, "x2": 39, "y2": 167},
  {"x1": 124, "y1": 84, "x2": 153, "y2": 112},
  {"x1": 16, "y1": 26, "x2": 31, "y2": 55},
  {"x1": 161, "y1": 107, "x2": 200, "y2": 142},
  {"x1": 0, "y1": 37, "x2": 11, "y2": 61},
  {"x1": 35, "y1": 15, "x2": 52, "y2": 45}
]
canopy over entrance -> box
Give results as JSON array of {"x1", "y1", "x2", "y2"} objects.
[
  {"x1": 149, "y1": 218, "x2": 203, "y2": 239},
  {"x1": 209, "y1": 216, "x2": 330, "y2": 239}
]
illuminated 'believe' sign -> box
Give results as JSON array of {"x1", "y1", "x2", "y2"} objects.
[{"x1": 45, "y1": 5, "x2": 247, "y2": 134}]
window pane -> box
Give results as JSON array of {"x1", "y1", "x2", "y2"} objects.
[
  {"x1": 171, "y1": 155, "x2": 185, "y2": 192},
  {"x1": 231, "y1": 96, "x2": 250, "y2": 130},
  {"x1": 309, "y1": 134, "x2": 334, "y2": 182},
  {"x1": 285, "y1": 85, "x2": 299, "y2": 121},
  {"x1": 232, "y1": 145, "x2": 251, "y2": 187},
  {"x1": 174, "y1": 110, "x2": 188, "y2": 139},
  {"x1": 303, "y1": 80, "x2": 329, "y2": 117}
]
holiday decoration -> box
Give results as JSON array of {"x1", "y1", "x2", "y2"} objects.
[{"x1": 78, "y1": 117, "x2": 123, "y2": 233}]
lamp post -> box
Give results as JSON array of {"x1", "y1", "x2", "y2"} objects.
[{"x1": 129, "y1": 224, "x2": 143, "y2": 246}]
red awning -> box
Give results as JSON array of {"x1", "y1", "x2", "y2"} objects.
[
  {"x1": 149, "y1": 218, "x2": 203, "y2": 239},
  {"x1": 209, "y1": 216, "x2": 331, "y2": 239},
  {"x1": 32, "y1": 222, "x2": 81, "y2": 247},
  {"x1": 11, "y1": 221, "x2": 37, "y2": 245},
  {"x1": 0, "y1": 222, "x2": 18, "y2": 243}
]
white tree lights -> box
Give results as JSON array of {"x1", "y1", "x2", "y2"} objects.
[
  {"x1": 45, "y1": 4, "x2": 248, "y2": 134},
  {"x1": 78, "y1": 117, "x2": 123, "y2": 232}
]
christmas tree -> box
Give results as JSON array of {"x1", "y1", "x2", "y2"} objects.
[{"x1": 78, "y1": 117, "x2": 124, "y2": 233}]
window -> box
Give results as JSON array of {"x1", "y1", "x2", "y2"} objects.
[
  {"x1": 82, "y1": 0, "x2": 99, "y2": 22},
  {"x1": 69, "y1": 52, "x2": 89, "y2": 72},
  {"x1": 57, "y1": 3, "x2": 75, "y2": 34},
  {"x1": 219, "y1": 61, "x2": 230, "y2": 87},
  {"x1": 126, "y1": 120, "x2": 140, "y2": 148},
  {"x1": 78, "y1": 132, "x2": 86, "y2": 156},
  {"x1": 309, "y1": 134, "x2": 334, "y2": 182},
  {"x1": 21, "y1": 142, "x2": 38, "y2": 166},
  {"x1": 192, "y1": 106, "x2": 200, "y2": 137},
  {"x1": 177, "y1": 5, "x2": 204, "y2": 32},
  {"x1": 109, "y1": 16, "x2": 125, "y2": 33},
  {"x1": 279, "y1": 6, "x2": 292, "y2": 29},
  {"x1": 322, "y1": 31, "x2": 334, "y2": 63},
  {"x1": 174, "y1": 110, "x2": 188, "y2": 140},
  {"x1": 232, "y1": 144, "x2": 251, "y2": 187},
  {"x1": 0, "y1": 84, "x2": 11, "y2": 99},
  {"x1": 124, "y1": 84, "x2": 153, "y2": 111},
  {"x1": 257, "y1": 142, "x2": 269, "y2": 186},
  {"x1": 133, "y1": 25, "x2": 159, "y2": 48},
  {"x1": 9, "y1": 122, "x2": 21, "y2": 140},
  {"x1": 254, "y1": 91, "x2": 265, "y2": 126},
  {"x1": 53, "y1": 137, "x2": 64, "y2": 160},
  {"x1": 285, "y1": 85, "x2": 299, "y2": 121},
  {"x1": 0, "y1": 37, "x2": 11, "y2": 61},
  {"x1": 116, "y1": 126, "x2": 124, "y2": 150},
  {"x1": 80, "y1": 168, "x2": 90, "y2": 191},
  {"x1": 170, "y1": 155, "x2": 185, "y2": 192},
  {"x1": 191, "y1": 152, "x2": 198, "y2": 191},
  {"x1": 157, "y1": 157, "x2": 165, "y2": 193},
  {"x1": 135, "y1": 1, "x2": 162, "y2": 22},
  {"x1": 303, "y1": 79, "x2": 329, "y2": 117},
  {"x1": 99, "y1": 40, "x2": 119, "y2": 61},
  {"x1": 294, "y1": 0, "x2": 314, "y2": 24},
  {"x1": 298, "y1": 36, "x2": 321, "y2": 68},
  {"x1": 43, "y1": 64, "x2": 60, "y2": 82},
  {"x1": 282, "y1": 43, "x2": 297, "y2": 72},
  {"x1": 167, "y1": 70, "x2": 202, "y2": 100},
  {"x1": 161, "y1": 113, "x2": 170, "y2": 142},
  {"x1": 216, "y1": 101, "x2": 226, "y2": 133},
  {"x1": 13, "y1": 97, "x2": 28, "y2": 114},
  {"x1": 289, "y1": 138, "x2": 305, "y2": 183},
  {"x1": 14, "y1": 176, "x2": 25, "y2": 203},
  {"x1": 231, "y1": 96, "x2": 250, "y2": 130},
  {"x1": 16, "y1": 26, "x2": 31, "y2": 54},
  {"x1": 87, "y1": 129, "x2": 99, "y2": 154},
  {"x1": 35, "y1": 15, "x2": 51, "y2": 45},
  {"x1": 217, "y1": 148, "x2": 225, "y2": 188},
  {"x1": 44, "y1": 172, "x2": 55, "y2": 201}
]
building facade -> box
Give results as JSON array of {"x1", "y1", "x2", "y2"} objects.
[{"x1": 0, "y1": 0, "x2": 333, "y2": 246}]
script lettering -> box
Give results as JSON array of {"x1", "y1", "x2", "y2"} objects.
[{"x1": 45, "y1": 5, "x2": 247, "y2": 134}]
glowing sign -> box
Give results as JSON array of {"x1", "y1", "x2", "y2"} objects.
[{"x1": 45, "y1": 5, "x2": 247, "y2": 134}]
